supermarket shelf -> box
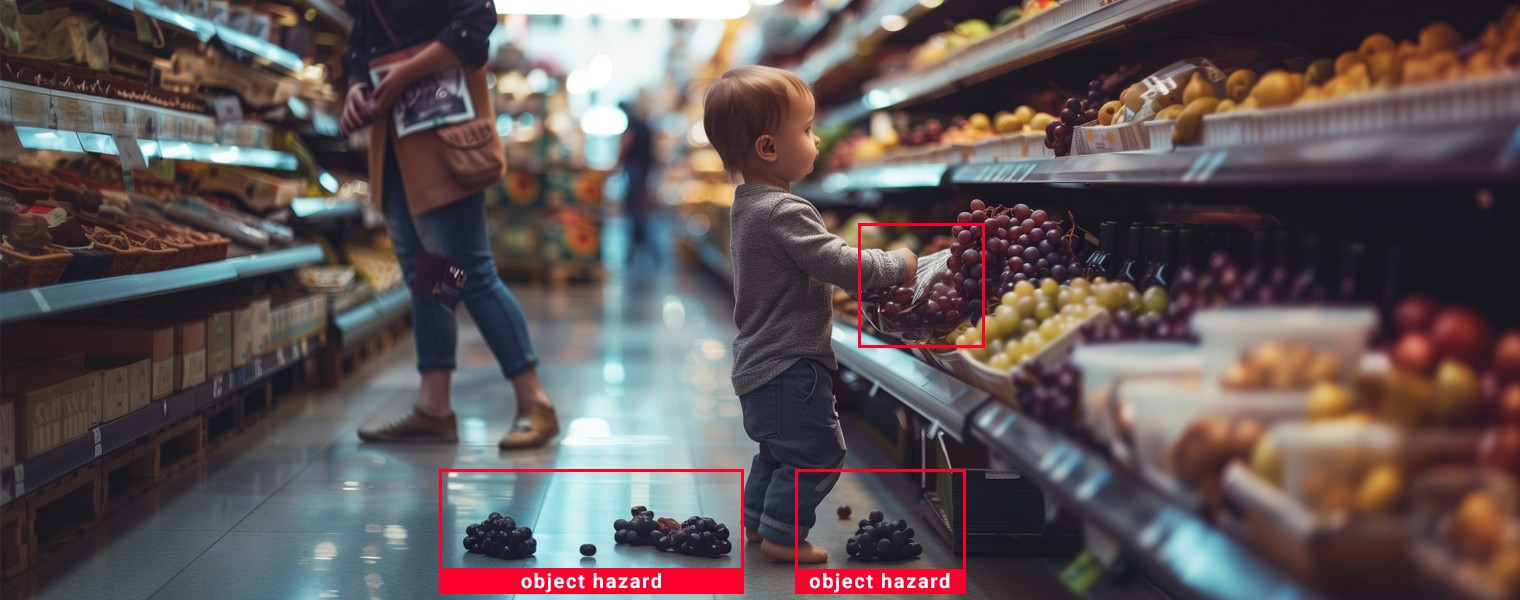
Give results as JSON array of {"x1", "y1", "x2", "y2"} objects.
[
  {"x1": 0, "y1": 245, "x2": 323, "y2": 325},
  {"x1": 291, "y1": 0, "x2": 354, "y2": 33},
  {"x1": 821, "y1": 120, "x2": 1520, "y2": 189},
  {"x1": 830, "y1": 324, "x2": 993, "y2": 442},
  {"x1": 969, "y1": 401, "x2": 1322, "y2": 600},
  {"x1": 680, "y1": 229, "x2": 734, "y2": 286},
  {"x1": 13, "y1": 126, "x2": 299, "y2": 171},
  {"x1": 331, "y1": 286, "x2": 410, "y2": 350},
  {"x1": 290, "y1": 197, "x2": 362, "y2": 222},
  {"x1": 822, "y1": 0, "x2": 1211, "y2": 125},
  {"x1": 102, "y1": 0, "x2": 305, "y2": 74},
  {"x1": 1, "y1": 336, "x2": 319, "y2": 505}
]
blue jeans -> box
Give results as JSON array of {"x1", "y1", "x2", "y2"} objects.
[
  {"x1": 381, "y1": 147, "x2": 537, "y2": 377},
  {"x1": 740, "y1": 359, "x2": 846, "y2": 544}
]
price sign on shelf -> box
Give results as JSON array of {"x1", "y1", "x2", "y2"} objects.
[{"x1": 116, "y1": 138, "x2": 149, "y2": 170}]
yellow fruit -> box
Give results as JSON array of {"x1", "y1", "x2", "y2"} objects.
[
  {"x1": 968, "y1": 113, "x2": 992, "y2": 132},
  {"x1": 1214, "y1": 99, "x2": 1236, "y2": 114},
  {"x1": 1251, "y1": 71, "x2": 1299, "y2": 108},
  {"x1": 1236, "y1": 97, "x2": 1258, "y2": 112},
  {"x1": 1155, "y1": 81, "x2": 1185, "y2": 108},
  {"x1": 1182, "y1": 71, "x2": 1216, "y2": 105},
  {"x1": 1380, "y1": 371, "x2": 1435, "y2": 428},
  {"x1": 1029, "y1": 112, "x2": 1055, "y2": 132},
  {"x1": 1482, "y1": 24, "x2": 1503, "y2": 51},
  {"x1": 1468, "y1": 51, "x2": 1498, "y2": 76},
  {"x1": 1171, "y1": 97, "x2": 1220, "y2": 146},
  {"x1": 1398, "y1": 40, "x2": 1421, "y2": 60},
  {"x1": 1355, "y1": 464, "x2": 1403, "y2": 517},
  {"x1": 1289, "y1": 73, "x2": 1306, "y2": 96},
  {"x1": 994, "y1": 112, "x2": 1023, "y2": 134},
  {"x1": 1428, "y1": 51, "x2": 1461, "y2": 79},
  {"x1": 1154, "y1": 103, "x2": 1185, "y2": 121},
  {"x1": 1420, "y1": 21, "x2": 1463, "y2": 57},
  {"x1": 1343, "y1": 63, "x2": 1372, "y2": 93},
  {"x1": 1335, "y1": 50, "x2": 1365, "y2": 76},
  {"x1": 1403, "y1": 58, "x2": 1439, "y2": 85},
  {"x1": 1360, "y1": 33, "x2": 1397, "y2": 57},
  {"x1": 1491, "y1": 546, "x2": 1520, "y2": 596},
  {"x1": 1225, "y1": 69, "x2": 1257, "y2": 103},
  {"x1": 1452, "y1": 491, "x2": 1506, "y2": 560},
  {"x1": 1305, "y1": 59, "x2": 1336, "y2": 87},
  {"x1": 1308, "y1": 382, "x2": 1354, "y2": 420},
  {"x1": 1122, "y1": 84, "x2": 1146, "y2": 111},
  {"x1": 1433, "y1": 359, "x2": 1480, "y2": 425},
  {"x1": 1250, "y1": 435, "x2": 1283, "y2": 486},
  {"x1": 1097, "y1": 100, "x2": 1122, "y2": 126},
  {"x1": 1014, "y1": 105, "x2": 1036, "y2": 124},
  {"x1": 1366, "y1": 52, "x2": 1403, "y2": 86}
]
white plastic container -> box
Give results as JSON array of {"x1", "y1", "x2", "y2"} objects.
[
  {"x1": 1272, "y1": 421, "x2": 1402, "y2": 515},
  {"x1": 1071, "y1": 342, "x2": 1200, "y2": 459},
  {"x1": 1190, "y1": 307, "x2": 1378, "y2": 393}
]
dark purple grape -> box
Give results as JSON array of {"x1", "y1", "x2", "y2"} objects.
[
  {"x1": 962, "y1": 249, "x2": 979, "y2": 265},
  {"x1": 1009, "y1": 244, "x2": 1024, "y2": 257},
  {"x1": 1053, "y1": 122, "x2": 1069, "y2": 138},
  {"x1": 971, "y1": 210, "x2": 986, "y2": 222},
  {"x1": 893, "y1": 287, "x2": 913, "y2": 304},
  {"x1": 1018, "y1": 234, "x2": 1032, "y2": 246},
  {"x1": 1038, "y1": 240, "x2": 1054, "y2": 254},
  {"x1": 1089, "y1": 80, "x2": 1103, "y2": 92},
  {"x1": 1036, "y1": 258, "x2": 1050, "y2": 271},
  {"x1": 924, "y1": 300, "x2": 941, "y2": 315},
  {"x1": 1013, "y1": 204, "x2": 1032, "y2": 219},
  {"x1": 1066, "y1": 98, "x2": 1082, "y2": 112},
  {"x1": 996, "y1": 228, "x2": 1009, "y2": 240},
  {"x1": 1029, "y1": 228, "x2": 1046, "y2": 242},
  {"x1": 957, "y1": 230, "x2": 972, "y2": 244},
  {"x1": 1023, "y1": 247, "x2": 1040, "y2": 262},
  {"x1": 1031, "y1": 210, "x2": 1048, "y2": 225},
  {"x1": 958, "y1": 212, "x2": 972, "y2": 223},
  {"x1": 1013, "y1": 272, "x2": 1030, "y2": 282},
  {"x1": 947, "y1": 257, "x2": 962, "y2": 271},
  {"x1": 1088, "y1": 90, "x2": 1103, "y2": 104},
  {"x1": 969, "y1": 199, "x2": 986, "y2": 211},
  {"x1": 880, "y1": 302, "x2": 901, "y2": 319},
  {"x1": 1007, "y1": 256, "x2": 1024, "y2": 272},
  {"x1": 1021, "y1": 218, "x2": 1037, "y2": 233},
  {"x1": 1021, "y1": 263, "x2": 1036, "y2": 276},
  {"x1": 1209, "y1": 251, "x2": 1232, "y2": 272},
  {"x1": 970, "y1": 226, "x2": 981, "y2": 237},
  {"x1": 996, "y1": 215, "x2": 1012, "y2": 229},
  {"x1": 1051, "y1": 264, "x2": 1067, "y2": 281}
]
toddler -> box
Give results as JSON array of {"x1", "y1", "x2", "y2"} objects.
[{"x1": 702, "y1": 66, "x2": 917, "y2": 563}]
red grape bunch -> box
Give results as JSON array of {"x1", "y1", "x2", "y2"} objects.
[
  {"x1": 1045, "y1": 80, "x2": 1106, "y2": 157},
  {"x1": 948, "y1": 200, "x2": 1082, "y2": 310},
  {"x1": 464, "y1": 512, "x2": 538, "y2": 559},
  {"x1": 861, "y1": 266, "x2": 969, "y2": 342}
]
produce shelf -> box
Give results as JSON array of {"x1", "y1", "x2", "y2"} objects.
[
  {"x1": 969, "y1": 401, "x2": 1324, "y2": 600},
  {"x1": 820, "y1": 120, "x2": 1520, "y2": 189},
  {"x1": 11, "y1": 126, "x2": 300, "y2": 172},
  {"x1": 679, "y1": 228, "x2": 734, "y2": 286},
  {"x1": 793, "y1": 0, "x2": 942, "y2": 85},
  {"x1": 830, "y1": 324, "x2": 993, "y2": 442},
  {"x1": 0, "y1": 244, "x2": 324, "y2": 325},
  {"x1": 331, "y1": 286, "x2": 410, "y2": 350},
  {"x1": 821, "y1": 0, "x2": 1212, "y2": 126},
  {"x1": 1, "y1": 337, "x2": 318, "y2": 505}
]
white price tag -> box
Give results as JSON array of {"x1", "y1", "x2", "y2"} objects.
[
  {"x1": 209, "y1": 96, "x2": 243, "y2": 123},
  {"x1": 116, "y1": 138, "x2": 149, "y2": 170},
  {"x1": 213, "y1": 375, "x2": 225, "y2": 398},
  {"x1": 94, "y1": 429, "x2": 102, "y2": 444},
  {"x1": 0, "y1": 87, "x2": 12, "y2": 122},
  {"x1": 253, "y1": 360, "x2": 264, "y2": 379},
  {"x1": 95, "y1": 444, "x2": 103, "y2": 458},
  {"x1": 276, "y1": 348, "x2": 287, "y2": 367}
]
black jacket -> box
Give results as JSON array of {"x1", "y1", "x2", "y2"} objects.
[{"x1": 344, "y1": 0, "x2": 497, "y2": 88}]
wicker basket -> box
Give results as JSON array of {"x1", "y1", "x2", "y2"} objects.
[
  {"x1": 0, "y1": 244, "x2": 73, "y2": 290},
  {"x1": 89, "y1": 229, "x2": 146, "y2": 277},
  {"x1": 53, "y1": 244, "x2": 116, "y2": 282},
  {"x1": 129, "y1": 235, "x2": 179, "y2": 274}
]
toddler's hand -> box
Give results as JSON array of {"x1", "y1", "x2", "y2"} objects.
[{"x1": 895, "y1": 248, "x2": 918, "y2": 283}]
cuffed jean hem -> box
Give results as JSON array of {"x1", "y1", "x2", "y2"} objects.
[
  {"x1": 416, "y1": 361, "x2": 457, "y2": 372},
  {"x1": 759, "y1": 514, "x2": 810, "y2": 545},
  {"x1": 501, "y1": 357, "x2": 538, "y2": 379}
]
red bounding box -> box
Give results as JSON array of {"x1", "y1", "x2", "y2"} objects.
[
  {"x1": 856, "y1": 222, "x2": 986, "y2": 349},
  {"x1": 797, "y1": 569, "x2": 968, "y2": 594},
  {"x1": 794, "y1": 469, "x2": 968, "y2": 595},
  {"x1": 438, "y1": 468, "x2": 745, "y2": 595},
  {"x1": 440, "y1": 568, "x2": 744, "y2": 594}
]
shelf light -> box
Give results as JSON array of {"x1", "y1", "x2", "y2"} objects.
[
  {"x1": 880, "y1": 14, "x2": 907, "y2": 32},
  {"x1": 494, "y1": 0, "x2": 750, "y2": 19},
  {"x1": 919, "y1": 0, "x2": 944, "y2": 8},
  {"x1": 16, "y1": 127, "x2": 84, "y2": 153}
]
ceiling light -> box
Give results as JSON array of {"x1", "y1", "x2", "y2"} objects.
[{"x1": 495, "y1": 0, "x2": 750, "y2": 19}]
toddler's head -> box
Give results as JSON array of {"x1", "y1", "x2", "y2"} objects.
[{"x1": 702, "y1": 66, "x2": 820, "y2": 184}]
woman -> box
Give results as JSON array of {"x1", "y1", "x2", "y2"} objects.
[{"x1": 341, "y1": 0, "x2": 558, "y2": 448}]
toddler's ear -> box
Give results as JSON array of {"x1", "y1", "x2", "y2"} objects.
[{"x1": 753, "y1": 135, "x2": 778, "y2": 163}]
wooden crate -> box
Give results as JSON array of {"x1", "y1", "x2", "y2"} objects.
[
  {"x1": 1, "y1": 499, "x2": 27, "y2": 579},
  {"x1": 101, "y1": 444, "x2": 157, "y2": 515},
  {"x1": 238, "y1": 381, "x2": 274, "y2": 428},
  {"x1": 204, "y1": 398, "x2": 240, "y2": 454},
  {"x1": 26, "y1": 464, "x2": 101, "y2": 562},
  {"x1": 154, "y1": 417, "x2": 205, "y2": 483}
]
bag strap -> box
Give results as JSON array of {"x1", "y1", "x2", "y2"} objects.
[{"x1": 363, "y1": 0, "x2": 403, "y2": 51}]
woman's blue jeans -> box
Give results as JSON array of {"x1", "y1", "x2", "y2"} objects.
[{"x1": 381, "y1": 147, "x2": 537, "y2": 377}]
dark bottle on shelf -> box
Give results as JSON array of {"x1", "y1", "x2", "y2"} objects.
[
  {"x1": 1118, "y1": 223, "x2": 1149, "y2": 284},
  {"x1": 1177, "y1": 225, "x2": 1201, "y2": 272},
  {"x1": 1141, "y1": 227, "x2": 1177, "y2": 290},
  {"x1": 1083, "y1": 221, "x2": 1124, "y2": 279}
]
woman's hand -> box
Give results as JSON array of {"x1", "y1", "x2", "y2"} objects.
[
  {"x1": 340, "y1": 83, "x2": 375, "y2": 136},
  {"x1": 369, "y1": 60, "x2": 421, "y2": 114}
]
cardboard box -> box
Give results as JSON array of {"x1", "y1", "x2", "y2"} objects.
[
  {"x1": 1, "y1": 358, "x2": 102, "y2": 459},
  {"x1": 0, "y1": 399, "x2": 15, "y2": 469},
  {"x1": 272, "y1": 294, "x2": 327, "y2": 348},
  {"x1": 198, "y1": 311, "x2": 233, "y2": 376},
  {"x1": 62, "y1": 314, "x2": 207, "y2": 395},
  {"x1": 231, "y1": 305, "x2": 254, "y2": 367},
  {"x1": 203, "y1": 297, "x2": 271, "y2": 361},
  {"x1": 4, "y1": 324, "x2": 175, "y2": 400},
  {"x1": 85, "y1": 357, "x2": 151, "y2": 421}
]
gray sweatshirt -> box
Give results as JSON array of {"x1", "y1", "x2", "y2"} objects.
[{"x1": 729, "y1": 183, "x2": 908, "y2": 396}]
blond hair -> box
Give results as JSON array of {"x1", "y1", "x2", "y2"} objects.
[{"x1": 702, "y1": 66, "x2": 811, "y2": 177}]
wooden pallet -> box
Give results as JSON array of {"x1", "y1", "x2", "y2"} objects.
[
  {"x1": 101, "y1": 444, "x2": 157, "y2": 515},
  {"x1": 237, "y1": 381, "x2": 275, "y2": 430},
  {"x1": 1, "y1": 499, "x2": 27, "y2": 579},
  {"x1": 320, "y1": 319, "x2": 409, "y2": 388},
  {"x1": 154, "y1": 417, "x2": 205, "y2": 484},
  {"x1": 204, "y1": 398, "x2": 241, "y2": 454},
  {"x1": 25, "y1": 464, "x2": 101, "y2": 564}
]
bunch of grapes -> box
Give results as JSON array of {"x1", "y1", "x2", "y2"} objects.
[
  {"x1": 613, "y1": 505, "x2": 668, "y2": 546},
  {"x1": 845, "y1": 510, "x2": 923, "y2": 561},
  {"x1": 463, "y1": 512, "x2": 537, "y2": 559},
  {"x1": 950, "y1": 200, "x2": 1082, "y2": 306},
  {"x1": 653, "y1": 516, "x2": 733, "y2": 557},
  {"x1": 1045, "y1": 80, "x2": 1105, "y2": 157},
  {"x1": 904, "y1": 118, "x2": 946, "y2": 147},
  {"x1": 860, "y1": 267, "x2": 969, "y2": 341}
]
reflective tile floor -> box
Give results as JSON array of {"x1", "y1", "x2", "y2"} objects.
[{"x1": 1, "y1": 221, "x2": 1170, "y2": 600}]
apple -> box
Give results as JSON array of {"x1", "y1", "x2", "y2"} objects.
[
  {"x1": 1394, "y1": 294, "x2": 1441, "y2": 334},
  {"x1": 1477, "y1": 426, "x2": 1520, "y2": 477},
  {"x1": 1494, "y1": 331, "x2": 1520, "y2": 382},
  {"x1": 1391, "y1": 333, "x2": 1437, "y2": 375},
  {"x1": 1430, "y1": 306, "x2": 1495, "y2": 368}
]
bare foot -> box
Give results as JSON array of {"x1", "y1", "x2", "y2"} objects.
[
  {"x1": 746, "y1": 529, "x2": 763, "y2": 544},
  {"x1": 761, "y1": 539, "x2": 828, "y2": 563}
]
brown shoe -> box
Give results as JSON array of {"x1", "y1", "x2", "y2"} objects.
[
  {"x1": 359, "y1": 408, "x2": 458, "y2": 443},
  {"x1": 499, "y1": 404, "x2": 559, "y2": 449}
]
